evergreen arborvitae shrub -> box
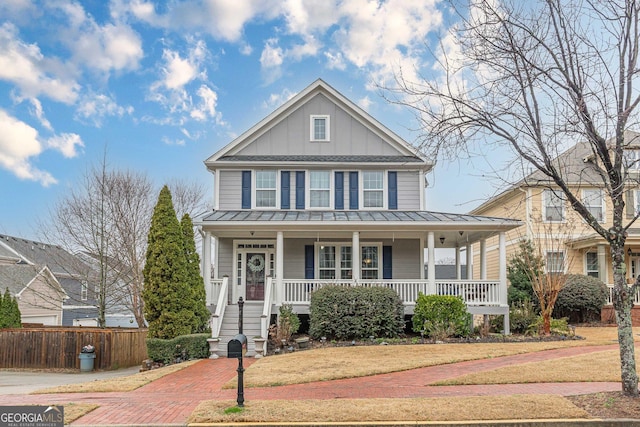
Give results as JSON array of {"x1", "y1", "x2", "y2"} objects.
[
  {"x1": 0, "y1": 288, "x2": 21, "y2": 329},
  {"x1": 180, "y1": 213, "x2": 210, "y2": 333},
  {"x1": 412, "y1": 293, "x2": 470, "y2": 339},
  {"x1": 309, "y1": 285, "x2": 405, "y2": 340},
  {"x1": 553, "y1": 274, "x2": 608, "y2": 323},
  {"x1": 507, "y1": 240, "x2": 541, "y2": 306},
  {"x1": 143, "y1": 186, "x2": 197, "y2": 339}
]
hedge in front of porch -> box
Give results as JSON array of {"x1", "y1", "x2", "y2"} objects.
[{"x1": 308, "y1": 285, "x2": 405, "y2": 340}]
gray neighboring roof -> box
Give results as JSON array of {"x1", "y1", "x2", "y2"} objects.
[
  {"x1": 0, "y1": 234, "x2": 89, "y2": 276},
  {"x1": 201, "y1": 210, "x2": 521, "y2": 228},
  {"x1": 0, "y1": 243, "x2": 20, "y2": 262},
  {"x1": 217, "y1": 155, "x2": 424, "y2": 163},
  {"x1": 0, "y1": 264, "x2": 44, "y2": 294}
]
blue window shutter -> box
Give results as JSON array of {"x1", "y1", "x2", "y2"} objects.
[
  {"x1": 305, "y1": 245, "x2": 314, "y2": 279},
  {"x1": 281, "y1": 171, "x2": 290, "y2": 209},
  {"x1": 296, "y1": 171, "x2": 305, "y2": 209},
  {"x1": 383, "y1": 246, "x2": 392, "y2": 279},
  {"x1": 349, "y1": 171, "x2": 358, "y2": 209},
  {"x1": 388, "y1": 171, "x2": 398, "y2": 210},
  {"x1": 241, "y1": 171, "x2": 251, "y2": 209},
  {"x1": 335, "y1": 172, "x2": 344, "y2": 209}
]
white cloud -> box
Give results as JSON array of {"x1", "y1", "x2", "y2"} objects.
[
  {"x1": 0, "y1": 109, "x2": 56, "y2": 186},
  {"x1": 162, "y1": 136, "x2": 186, "y2": 146},
  {"x1": 29, "y1": 98, "x2": 52, "y2": 131},
  {"x1": 46, "y1": 133, "x2": 84, "y2": 158},
  {"x1": 262, "y1": 88, "x2": 297, "y2": 110},
  {"x1": 162, "y1": 50, "x2": 199, "y2": 90},
  {"x1": 324, "y1": 51, "x2": 346, "y2": 70},
  {"x1": 190, "y1": 85, "x2": 220, "y2": 122},
  {"x1": 358, "y1": 96, "x2": 373, "y2": 111},
  {"x1": 57, "y1": 2, "x2": 143, "y2": 73},
  {"x1": 260, "y1": 38, "x2": 284, "y2": 69},
  {"x1": 76, "y1": 92, "x2": 134, "y2": 127},
  {"x1": 0, "y1": 23, "x2": 79, "y2": 103}
]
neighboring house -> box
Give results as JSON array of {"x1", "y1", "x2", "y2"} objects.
[
  {"x1": 197, "y1": 79, "x2": 521, "y2": 355},
  {"x1": 0, "y1": 264, "x2": 67, "y2": 325},
  {"x1": 470, "y1": 130, "x2": 640, "y2": 306},
  {"x1": 0, "y1": 234, "x2": 98, "y2": 326}
]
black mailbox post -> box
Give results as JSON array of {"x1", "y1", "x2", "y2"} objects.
[
  {"x1": 228, "y1": 333, "x2": 247, "y2": 407},
  {"x1": 227, "y1": 334, "x2": 247, "y2": 358}
]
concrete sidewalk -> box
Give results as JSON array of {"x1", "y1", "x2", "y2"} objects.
[{"x1": 0, "y1": 344, "x2": 631, "y2": 426}]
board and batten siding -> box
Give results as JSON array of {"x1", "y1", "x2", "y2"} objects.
[
  {"x1": 383, "y1": 239, "x2": 421, "y2": 279},
  {"x1": 234, "y1": 94, "x2": 405, "y2": 157},
  {"x1": 218, "y1": 170, "x2": 243, "y2": 210},
  {"x1": 397, "y1": 171, "x2": 421, "y2": 210},
  {"x1": 216, "y1": 238, "x2": 234, "y2": 279}
]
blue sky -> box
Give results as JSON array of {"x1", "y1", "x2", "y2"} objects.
[{"x1": 0, "y1": 1, "x2": 502, "y2": 241}]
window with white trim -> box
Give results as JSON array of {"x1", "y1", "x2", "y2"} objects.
[
  {"x1": 310, "y1": 115, "x2": 330, "y2": 141},
  {"x1": 624, "y1": 149, "x2": 640, "y2": 171},
  {"x1": 340, "y1": 246, "x2": 352, "y2": 279},
  {"x1": 543, "y1": 190, "x2": 565, "y2": 222},
  {"x1": 309, "y1": 171, "x2": 331, "y2": 208},
  {"x1": 318, "y1": 245, "x2": 336, "y2": 279},
  {"x1": 583, "y1": 189, "x2": 604, "y2": 222},
  {"x1": 586, "y1": 252, "x2": 599, "y2": 278},
  {"x1": 255, "y1": 170, "x2": 276, "y2": 208},
  {"x1": 362, "y1": 171, "x2": 384, "y2": 208},
  {"x1": 361, "y1": 245, "x2": 380, "y2": 279},
  {"x1": 81, "y1": 281, "x2": 88, "y2": 301},
  {"x1": 546, "y1": 251, "x2": 565, "y2": 275}
]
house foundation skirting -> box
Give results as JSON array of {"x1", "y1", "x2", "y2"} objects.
[{"x1": 601, "y1": 306, "x2": 640, "y2": 326}]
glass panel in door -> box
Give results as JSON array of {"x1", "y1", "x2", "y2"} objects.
[{"x1": 245, "y1": 252, "x2": 266, "y2": 301}]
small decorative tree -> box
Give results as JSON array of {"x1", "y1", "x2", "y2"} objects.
[{"x1": 0, "y1": 288, "x2": 21, "y2": 329}]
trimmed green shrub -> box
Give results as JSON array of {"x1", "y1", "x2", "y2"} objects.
[
  {"x1": 527, "y1": 316, "x2": 571, "y2": 336},
  {"x1": 309, "y1": 285, "x2": 405, "y2": 340},
  {"x1": 412, "y1": 293, "x2": 470, "y2": 339},
  {"x1": 554, "y1": 274, "x2": 608, "y2": 323},
  {"x1": 492, "y1": 299, "x2": 539, "y2": 334},
  {"x1": 146, "y1": 333, "x2": 210, "y2": 364}
]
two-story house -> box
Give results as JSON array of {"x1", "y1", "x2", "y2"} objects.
[
  {"x1": 197, "y1": 79, "x2": 521, "y2": 356},
  {"x1": 470, "y1": 131, "x2": 640, "y2": 321}
]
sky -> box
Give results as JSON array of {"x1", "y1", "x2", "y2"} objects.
[{"x1": 0, "y1": 0, "x2": 504, "y2": 242}]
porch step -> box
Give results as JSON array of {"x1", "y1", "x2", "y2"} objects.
[{"x1": 216, "y1": 303, "x2": 264, "y2": 357}]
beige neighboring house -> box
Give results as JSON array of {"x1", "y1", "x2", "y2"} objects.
[
  {"x1": 0, "y1": 264, "x2": 67, "y2": 326},
  {"x1": 470, "y1": 131, "x2": 640, "y2": 305}
]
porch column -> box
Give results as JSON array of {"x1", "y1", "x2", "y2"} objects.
[
  {"x1": 455, "y1": 248, "x2": 461, "y2": 280},
  {"x1": 598, "y1": 244, "x2": 608, "y2": 284},
  {"x1": 499, "y1": 232, "x2": 510, "y2": 334},
  {"x1": 276, "y1": 231, "x2": 284, "y2": 304},
  {"x1": 427, "y1": 232, "x2": 436, "y2": 294},
  {"x1": 352, "y1": 232, "x2": 360, "y2": 281},
  {"x1": 480, "y1": 239, "x2": 487, "y2": 280},
  {"x1": 203, "y1": 231, "x2": 212, "y2": 288},
  {"x1": 213, "y1": 236, "x2": 219, "y2": 279},
  {"x1": 466, "y1": 243, "x2": 473, "y2": 279}
]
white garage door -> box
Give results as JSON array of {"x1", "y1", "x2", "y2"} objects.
[{"x1": 23, "y1": 315, "x2": 58, "y2": 325}]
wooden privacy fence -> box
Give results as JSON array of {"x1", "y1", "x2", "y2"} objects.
[{"x1": 0, "y1": 327, "x2": 148, "y2": 370}]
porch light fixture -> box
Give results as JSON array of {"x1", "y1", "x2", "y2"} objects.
[
  {"x1": 628, "y1": 248, "x2": 633, "y2": 256},
  {"x1": 439, "y1": 236, "x2": 445, "y2": 244}
]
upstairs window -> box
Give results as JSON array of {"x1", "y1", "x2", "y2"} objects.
[
  {"x1": 362, "y1": 171, "x2": 384, "y2": 208},
  {"x1": 81, "y1": 281, "x2": 88, "y2": 301},
  {"x1": 310, "y1": 115, "x2": 330, "y2": 141},
  {"x1": 624, "y1": 149, "x2": 640, "y2": 171},
  {"x1": 309, "y1": 171, "x2": 331, "y2": 208},
  {"x1": 543, "y1": 189, "x2": 565, "y2": 222},
  {"x1": 546, "y1": 251, "x2": 565, "y2": 275},
  {"x1": 255, "y1": 170, "x2": 276, "y2": 208},
  {"x1": 583, "y1": 189, "x2": 604, "y2": 222}
]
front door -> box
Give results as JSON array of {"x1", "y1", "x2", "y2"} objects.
[{"x1": 245, "y1": 252, "x2": 267, "y2": 301}]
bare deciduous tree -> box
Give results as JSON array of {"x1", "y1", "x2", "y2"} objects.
[{"x1": 384, "y1": 0, "x2": 640, "y2": 395}]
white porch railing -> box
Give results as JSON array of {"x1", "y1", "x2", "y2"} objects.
[
  {"x1": 209, "y1": 276, "x2": 229, "y2": 338},
  {"x1": 606, "y1": 284, "x2": 640, "y2": 305},
  {"x1": 260, "y1": 277, "x2": 274, "y2": 341},
  {"x1": 205, "y1": 278, "x2": 225, "y2": 306},
  {"x1": 282, "y1": 279, "x2": 503, "y2": 306}
]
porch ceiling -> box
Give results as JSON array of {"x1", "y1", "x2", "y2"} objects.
[{"x1": 196, "y1": 210, "x2": 521, "y2": 247}]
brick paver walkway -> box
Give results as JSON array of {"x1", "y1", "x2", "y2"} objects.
[{"x1": 0, "y1": 344, "x2": 624, "y2": 425}]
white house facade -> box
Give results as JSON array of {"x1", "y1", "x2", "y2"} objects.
[{"x1": 197, "y1": 79, "x2": 521, "y2": 356}]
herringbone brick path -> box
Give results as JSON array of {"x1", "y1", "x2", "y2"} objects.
[{"x1": 0, "y1": 344, "x2": 624, "y2": 425}]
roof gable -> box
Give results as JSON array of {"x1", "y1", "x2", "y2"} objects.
[{"x1": 206, "y1": 79, "x2": 430, "y2": 169}]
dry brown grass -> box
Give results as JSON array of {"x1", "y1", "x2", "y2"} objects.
[
  {"x1": 188, "y1": 395, "x2": 590, "y2": 423},
  {"x1": 63, "y1": 403, "x2": 99, "y2": 424},
  {"x1": 437, "y1": 349, "x2": 627, "y2": 385},
  {"x1": 33, "y1": 360, "x2": 199, "y2": 394},
  {"x1": 232, "y1": 326, "x2": 620, "y2": 388}
]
